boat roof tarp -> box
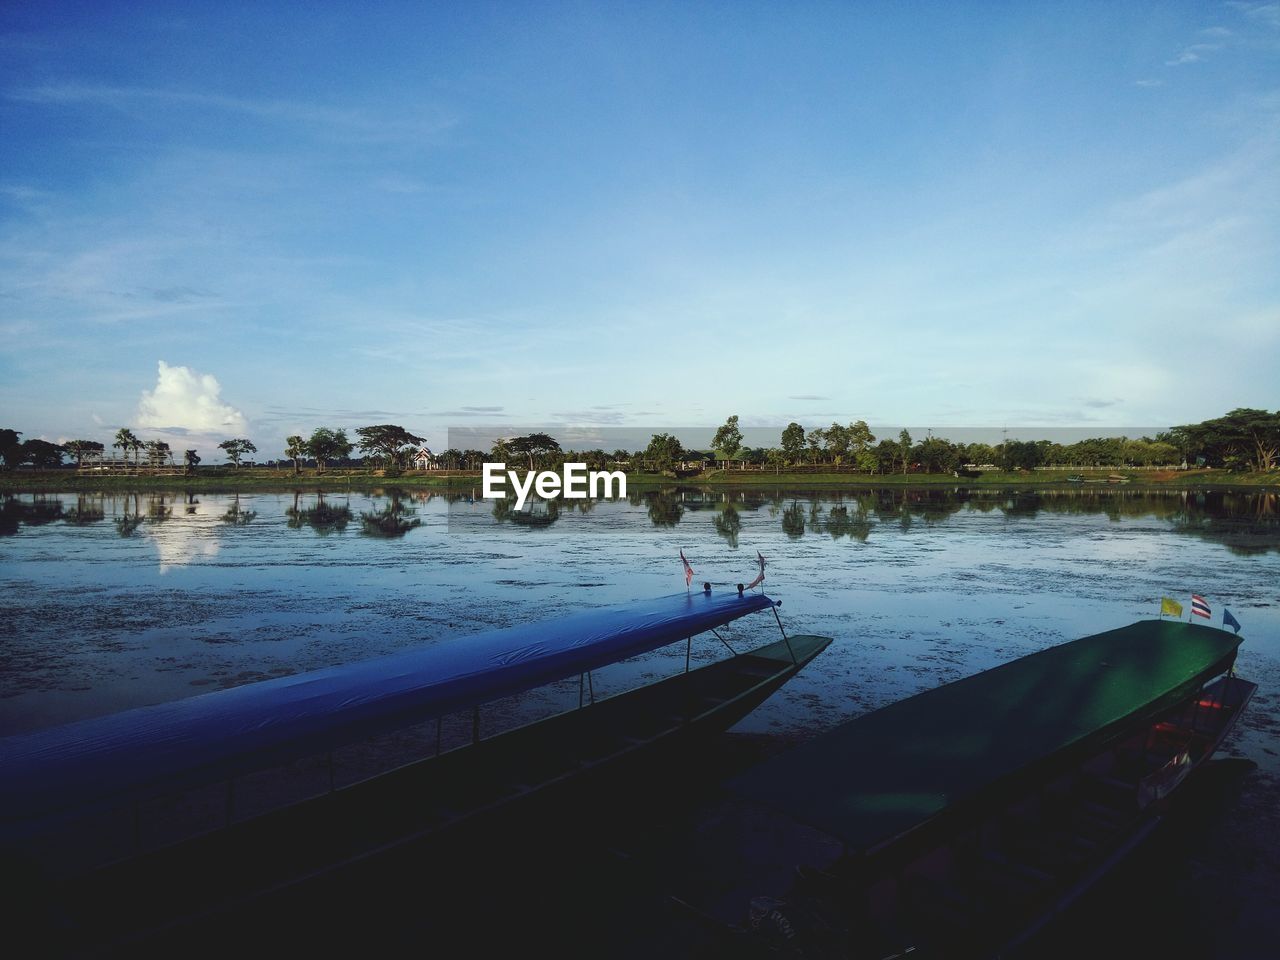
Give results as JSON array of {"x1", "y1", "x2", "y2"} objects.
[
  {"x1": 731, "y1": 620, "x2": 1241, "y2": 855},
  {"x1": 0, "y1": 590, "x2": 775, "y2": 828}
]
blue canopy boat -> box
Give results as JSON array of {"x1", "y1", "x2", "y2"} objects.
[{"x1": 0, "y1": 589, "x2": 830, "y2": 950}]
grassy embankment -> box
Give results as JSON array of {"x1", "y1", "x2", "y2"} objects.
[{"x1": 2, "y1": 466, "x2": 1277, "y2": 493}]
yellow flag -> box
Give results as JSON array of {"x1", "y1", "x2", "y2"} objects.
[{"x1": 1160, "y1": 596, "x2": 1183, "y2": 618}]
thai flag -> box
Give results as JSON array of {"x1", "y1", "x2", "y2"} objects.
[
  {"x1": 680, "y1": 549, "x2": 695, "y2": 587},
  {"x1": 1191, "y1": 595, "x2": 1211, "y2": 619}
]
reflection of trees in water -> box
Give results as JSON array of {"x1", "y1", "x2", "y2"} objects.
[
  {"x1": 824, "y1": 504, "x2": 873, "y2": 541},
  {"x1": 286, "y1": 492, "x2": 352, "y2": 535},
  {"x1": 1169, "y1": 491, "x2": 1280, "y2": 556},
  {"x1": 361, "y1": 491, "x2": 422, "y2": 537},
  {"x1": 646, "y1": 491, "x2": 683, "y2": 527},
  {"x1": 0, "y1": 495, "x2": 64, "y2": 535},
  {"x1": 489, "y1": 496, "x2": 562, "y2": 528},
  {"x1": 111, "y1": 493, "x2": 145, "y2": 537},
  {"x1": 739, "y1": 487, "x2": 1280, "y2": 553},
  {"x1": 147, "y1": 493, "x2": 174, "y2": 524},
  {"x1": 509, "y1": 500, "x2": 560, "y2": 527},
  {"x1": 713, "y1": 504, "x2": 741, "y2": 548},
  {"x1": 220, "y1": 494, "x2": 256, "y2": 526},
  {"x1": 63, "y1": 494, "x2": 105, "y2": 526},
  {"x1": 781, "y1": 502, "x2": 805, "y2": 539}
]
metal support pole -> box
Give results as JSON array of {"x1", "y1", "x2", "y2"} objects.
[
  {"x1": 685, "y1": 636, "x2": 692, "y2": 673},
  {"x1": 588, "y1": 671, "x2": 596, "y2": 705},
  {"x1": 772, "y1": 606, "x2": 797, "y2": 665},
  {"x1": 710, "y1": 628, "x2": 738, "y2": 657},
  {"x1": 579, "y1": 672, "x2": 585, "y2": 708}
]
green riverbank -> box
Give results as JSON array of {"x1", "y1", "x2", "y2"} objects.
[{"x1": 2, "y1": 467, "x2": 1276, "y2": 493}]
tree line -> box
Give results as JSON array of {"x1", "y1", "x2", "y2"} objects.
[{"x1": 1, "y1": 408, "x2": 1275, "y2": 474}]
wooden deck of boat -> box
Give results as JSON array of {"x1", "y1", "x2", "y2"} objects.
[{"x1": 731, "y1": 620, "x2": 1242, "y2": 855}]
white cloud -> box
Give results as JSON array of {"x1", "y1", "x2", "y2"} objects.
[{"x1": 135, "y1": 361, "x2": 247, "y2": 435}]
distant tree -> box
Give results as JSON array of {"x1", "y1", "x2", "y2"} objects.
[
  {"x1": 184, "y1": 449, "x2": 201, "y2": 475},
  {"x1": 62, "y1": 439, "x2": 104, "y2": 468},
  {"x1": 490, "y1": 437, "x2": 512, "y2": 463},
  {"x1": 0, "y1": 429, "x2": 21, "y2": 470},
  {"x1": 355, "y1": 424, "x2": 426, "y2": 470},
  {"x1": 143, "y1": 440, "x2": 171, "y2": 466},
  {"x1": 507, "y1": 432, "x2": 561, "y2": 469},
  {"x1": 21, "y1": 438, "x2": 65, "y2": 469},
  {"x1": 847, "y1": 421, "x2": 876, "y2": 461},
  {"x1": 873, "y1": 439, "x2": 899, "y2": 474},
  {"x1": 914, "y1": 436, "x2": 961, "y2": 474},
  {"x1": 643, "y1": 432, "x2": 685, "y2": 472},
  {"x1": 806, "y1": 427, "x2": 825, "y2": 465},
  {"x1": 766, "y1": 447, "x2": 788, "y2": 474},
  {"x1": 898, "y1": 430, "x2": 913, "y2": 474},
  {"x1": 462, "y1": 449, "x2": 486, "y2": 470},
  {"x1": 611, "y1": 448, "x2": 632, "y2": 464},
  {"x1": 285, "y1": 435, "x2": 306, "y2": 475},
  {"x1": 824, "y1": 422, "x2": 850, "y2": 465},
  {"x1": 712, "y1": 415, "x2": 743, "y2": 468},
  {"x1": 964, "y1": 442, "x2": 999, "y2": 467},
  {"x1": 114, "y1": 427, "x2": 140, "y2": 464},
  {"x1": 1000, "y1": 439, "x2": 1044, "y2": 471},
  {"x1": 1177, "y1": 408, "x2": 1280, "y2": 472},
  {"x1": 218, "y1": 438, "x2": 257, "y2": 468},
  {"x1": 304, "y1": 428, "x2": 352, "y2": 473},
  {"x1": 780, "y1": 422, "x2": 806, "y2": 464}
]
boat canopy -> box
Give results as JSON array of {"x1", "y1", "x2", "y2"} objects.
[
  {"x1": 0, "y1": 590, "x2": 776, "y2": 828},
  {"x1": 731, "y1": 620, "x2": 1241, "y2": 855}
]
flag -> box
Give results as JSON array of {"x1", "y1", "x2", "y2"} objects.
[
  {"x1": 745, "y1": 551, "x2": 766, "y2": 590},
  {"x1": 1191, "y1": 594, "x2": 1211, "y2": 620},
  {"x1": 680, "y1": 549, "x2": 694, "y2": 588},
  {"x1": 1223, "y1": 608, "x2": 1242, "y2": 635},
  {"x1": 1160, "y1": 597, "x2": 1182, "y2": 618}
]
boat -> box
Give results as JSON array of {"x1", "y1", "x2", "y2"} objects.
[
  {"x1": 0, "y1": 589, "x2": 830, "y2": 950},
  {"x1": 724, "y1": 619, "x2": 1254, "y2": 959}
]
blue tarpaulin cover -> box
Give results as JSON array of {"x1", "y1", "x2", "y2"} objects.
[{"x1": 0, "y1": 590, "x2": 775, "y2": 828}]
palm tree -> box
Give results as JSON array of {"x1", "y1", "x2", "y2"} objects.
[
  {"x1": 285, "y1": 435, "x2": 305, "y2": 475},
  {"x1": 113, "y1": 428, "x2": 140, "y2": 466}
]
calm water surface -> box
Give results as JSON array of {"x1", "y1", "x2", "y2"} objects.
[{"x1": 3, "y1": 486, "x2": 1277, "y2": 773}]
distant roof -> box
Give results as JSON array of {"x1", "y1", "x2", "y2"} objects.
[
  {"x1": 0, "y1": 590, "x2": 775, "y2": 831},
  {"x1": 731, "y1": 620, "x2": 1241, "y2": 854}
]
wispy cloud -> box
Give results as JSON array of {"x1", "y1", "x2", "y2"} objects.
[
  {"x1": 1165, "y1": 43, "x2": 1221, "y2": 66},
  {"x1": 8, "y1": 83, "x2": 455, "y2": 145},
  {"x1": 1228, "y1": 2, "x2": 1280, "y2": 29},
  {"x1": 787, "y1": 394, "x2": 830, "y2": 401}
]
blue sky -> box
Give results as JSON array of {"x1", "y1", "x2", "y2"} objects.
[{"x1": 2, "y1": 2, "x2": 1277, "y2": 459}]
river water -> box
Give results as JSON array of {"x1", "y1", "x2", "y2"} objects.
[
  {"x1": 2, "y1": 487, "x2": 1277, "y2": 748},
  {"x1": 2, "y1": 485, "x2": 1278, "y2": 954}
]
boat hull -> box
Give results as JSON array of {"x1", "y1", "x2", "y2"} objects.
[{"x1": 20, "y1": 633, "x2": 831, "y2": 952}]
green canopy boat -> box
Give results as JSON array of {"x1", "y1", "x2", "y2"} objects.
[{"x1": 728, "y1": 619, "x2": 1255, "y2": 957}]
